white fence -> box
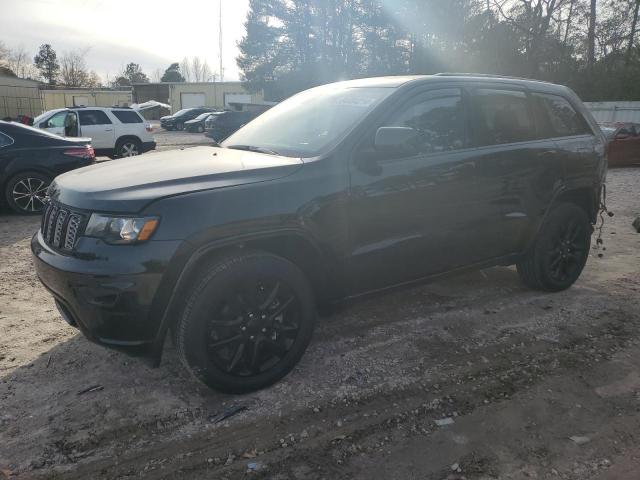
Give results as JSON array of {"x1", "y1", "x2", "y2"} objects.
[{"x1": 585, "y1": 101, "x2": 640, "y2": 124}]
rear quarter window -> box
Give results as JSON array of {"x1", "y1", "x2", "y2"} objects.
[
  {"x1": 532, "y1": 93, "x2": 592, "y2": 138},
  {"x1": 112, "y1": 110, "x2": 143, "y2": 124}
]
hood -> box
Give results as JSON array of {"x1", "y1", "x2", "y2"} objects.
[{"x1": 50, "y1": 146, "x2": 303, "y2": 213}]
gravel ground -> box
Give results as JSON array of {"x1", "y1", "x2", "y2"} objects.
[{"x1": 0, "y1": 165, "x2": 639, "y2": 480}]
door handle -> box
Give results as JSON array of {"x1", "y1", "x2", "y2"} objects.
[{"x1": 105, "y1": 128, "x2": 113, "y2": 132}]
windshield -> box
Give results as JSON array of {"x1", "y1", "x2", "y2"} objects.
[
  {"x1": 221, "y1": 85, "x2": 395, "y2": 157},
  {"x1": 195, "y1": 113, "x2": 211, "y2": 121},
  {"x1": 173, "y1": 109, "x2": 190, "y2": 116}
]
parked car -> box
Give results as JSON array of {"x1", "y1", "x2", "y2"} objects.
[
  {"x1": 32, "y1": 75, "x2": 606, "y2": 393},
  {"x1": 600, "y1": 122, "x2": 640, "y2": 167},
  {"x1": 185, "y1": 112, "x2": 218, "y2": 133},
  {"x1": 0, "y1": 120, "x2": 94, "y2": 214},
  {"x1": 33, "y1": 107, "x2": 155, "y2": 158},
  {"x1": 160, "y1": 108, "x2": 217, "y2": 131},
  {"x1": 204, "y1": 110, "x2": 261, "y2": 142}
]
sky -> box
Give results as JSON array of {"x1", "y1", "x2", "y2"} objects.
[{"x1": 0, "y1": 0, "x2": 250, "y2": 82}]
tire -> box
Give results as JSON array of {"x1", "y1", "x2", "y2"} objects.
[
  {"x1": 176, "y1": 121, "x2": 184, "y2": 131},
  {"x1": 4, "y1": 171, "x2": 51, "y2": 215},
  {"x1": 517, "y1": 203, "x2": 591, "y2": 292},
  {"x1": 175, "y1": 251, "x2": 316, "y2": 393},
  {"x1": 116, "y1": 138, "x2": 141, "y2": 158},
  {"x1": 197, "y1": 125, "x2": 204, "y2": 133}
]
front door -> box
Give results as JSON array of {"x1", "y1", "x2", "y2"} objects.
[
  {"x1": 77, "y1": 110, "x2": 114, "y2": 149},
  {"x1": 347, "y1": 87, "x2": 483, "y2": 294},
  {"x1": 39, "y1": 111, "x2": 75, "y2": 137}
]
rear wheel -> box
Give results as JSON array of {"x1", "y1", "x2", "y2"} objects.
[
  {"x1": 175, "y1": 251, "x2": 316, "y2": 393},
  {"x1": 517, "y1": 203, "x2": 591, "y2": 292},
  {"x1": 116, "y1": 138, "x2": 141, "y2": 158},
  {"x1": 4, "y1": 171, "x2": 51, "y2": 215}
]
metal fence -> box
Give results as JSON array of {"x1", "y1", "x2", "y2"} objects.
[{"x1": 585, "y1": 102, "x2": 640, "y2": 124}]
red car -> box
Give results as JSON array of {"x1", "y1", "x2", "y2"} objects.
[{"x1": 601, "y1": 123, "x2": 640, "y2": 167}]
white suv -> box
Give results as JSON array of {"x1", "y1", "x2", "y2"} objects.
[{"x1": 34, "y1": 107, "x2": 156, "y2": 158}]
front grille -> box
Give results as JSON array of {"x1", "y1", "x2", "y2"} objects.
[{"x1": 41, "y1": 201, "x2": 86, "y2": 252}]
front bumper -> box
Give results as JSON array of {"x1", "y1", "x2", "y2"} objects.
[{"x1": 31, "y1": 231, "x2": 182, "y2": 348}]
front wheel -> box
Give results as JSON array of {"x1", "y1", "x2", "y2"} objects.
[
  {"x1": 175, "y1": 251, "x2": 316, "y2": 393},
  {"x1": 197, "y1": 125, "x2": 204, "y2": 133},
  {"x1": 517, "y1": 203, "x2": 591, "y2": 292},
  {"x1": 5, "y1": 171, "x2": 51, "y2": 214}
]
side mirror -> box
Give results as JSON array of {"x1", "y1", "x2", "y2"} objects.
[{"x1": 374, "y1": 126, "x2": 417, "y2": 152}]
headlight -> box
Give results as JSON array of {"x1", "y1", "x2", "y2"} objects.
[{"x1": 85, "y1": 214, "x2": 159, "y2": 244}]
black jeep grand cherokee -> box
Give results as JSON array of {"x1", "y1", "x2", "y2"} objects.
[{"x1": 32, "y1": 75, "x2": 607, "y2": 393}]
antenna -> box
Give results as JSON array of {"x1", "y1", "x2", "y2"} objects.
[{"x1": 219, "y1": 0, "x2": 224, "y2": 82}]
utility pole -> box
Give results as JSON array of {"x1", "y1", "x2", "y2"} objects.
[{"x1": 219, "y1": 0, "x2": 224, "y2": 82}]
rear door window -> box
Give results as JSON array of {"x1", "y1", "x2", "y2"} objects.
[
  {"x1": 78, "y1": 110, "x2": 112, "y2": 126},
  {"x1": 471, "y1": 88, "x2": 536, "y2": 146},
  {"x1": 384, "y1": 88, "x2": 466, "y2": 155},
  {"x1": 112, "y1": 110, "x2": 143, "y2": 123},
  {"x1": 531, "y1": 93, "x2": 591, "y2": 138}
]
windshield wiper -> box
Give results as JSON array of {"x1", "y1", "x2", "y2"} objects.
[{"x1": 226, "y1": 145, "x2": 280, "y2": 156}]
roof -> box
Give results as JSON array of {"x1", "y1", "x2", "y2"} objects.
[
  {"x1": 326, "y1": 73, "x2": 564, "y2": 90},
  {"x1": 0, "y1": 75, "x2": 41, "y2": 87}
]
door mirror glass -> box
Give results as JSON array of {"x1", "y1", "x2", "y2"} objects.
[{"x1": 374, "y1": 126, "x2": 417, "y2": 152}]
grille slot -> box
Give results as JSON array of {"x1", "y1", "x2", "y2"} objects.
[{"x1": 41, "y1": 201, "x2": 85, "y2": 252}]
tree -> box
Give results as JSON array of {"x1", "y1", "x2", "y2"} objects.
[
  {"x1": 60, "y1": 49, "x2": 90, "y2": 87},
  {"x1": 34, "y1": 44, "x2": 60, "y2": 85},
  {"x1": 588, "y1": 0, "x2": 597, "y2": 68},
  {"x1": 114, "y1": 62, "x2": 149, "y2": 86},
  {"x1": 180, "y1": 57, "x2": 192, "y2": 82},
  {"x1": 627, "y1": 0, "x2": 640, "y2": 63},
  {"x1": 161, "y1": 62, "x2": 185, "y2": 82}
]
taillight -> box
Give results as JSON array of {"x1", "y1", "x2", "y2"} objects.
[
  {"x1": 64, "y1": 145, "x2": 95, "y2": 159},
  {"x1": 145, "y1": 123, "x2": 153, "y2": 132}
]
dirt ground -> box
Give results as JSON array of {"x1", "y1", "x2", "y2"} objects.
[{"x1": 1, "y1": 159, "x2": 639, "y2": 479}]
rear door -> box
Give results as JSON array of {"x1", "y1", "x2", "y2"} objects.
[
  {"x1": 467, "y1": 86, "x2": 561, "y2": 257},
  {"x1": 77, "y1": 109, "x2": 114, "y2": 149}
]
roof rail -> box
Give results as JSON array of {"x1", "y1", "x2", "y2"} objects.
[{"x1": 434, "y1": 72, "x2": 552, "y2": 84}]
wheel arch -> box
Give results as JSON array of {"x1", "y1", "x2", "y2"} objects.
[
  {"x1": 115, "y1": 135, "x2": 142, "y2": 147},
  {"x1": 149, "y1": 230, "x2": 334, "y2": 364}
]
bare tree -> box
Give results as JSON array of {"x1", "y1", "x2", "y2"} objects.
[
  {"x1": 191, "y1": 57, "x2": 203, "y2": 81},
  {"x1": 180, "y1": 57, "x2": 192, "y2": 82},
  {"x1": 150, "y1": 68, "x2": 162, "y2": 82},
  {"x1": 60, "y1": 49, "x2": 91, "y2": 87},
  {"x1": 492, "y1": 0, "x2": 570, "y2": 74}
]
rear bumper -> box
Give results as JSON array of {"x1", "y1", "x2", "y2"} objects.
[{"x1": 31, "y1": 231, "x2": 181, "y2": 348}]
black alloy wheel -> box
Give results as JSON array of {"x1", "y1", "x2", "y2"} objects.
[
  {"x1": 517, "y1": 203, "x2": 591, "y2": 291},
  {"x1": 175, "y1": 251, "x2": 315, "y2": 393},
  {"x1": 206, "y1": 278, "x2": 301, "y2": 376}
]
